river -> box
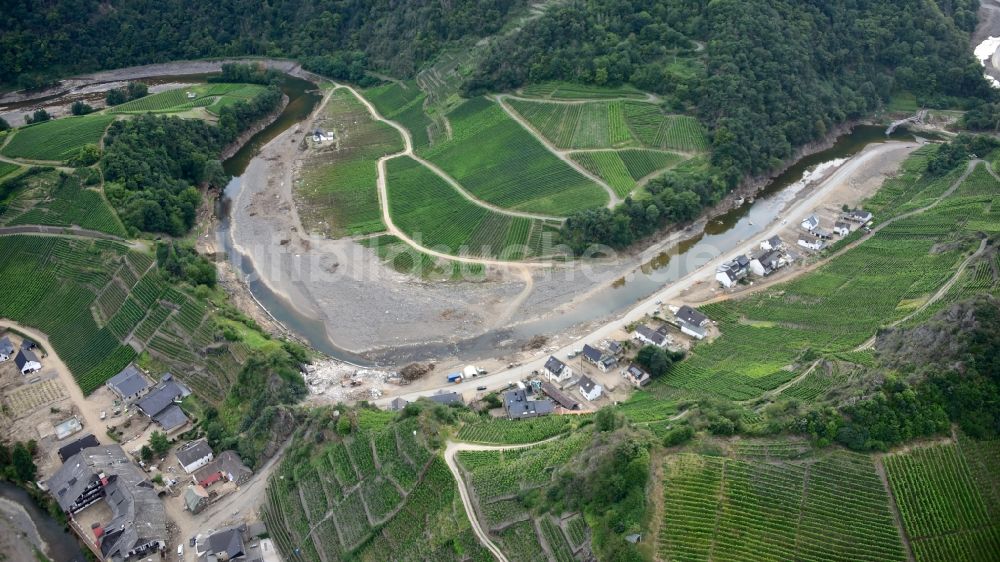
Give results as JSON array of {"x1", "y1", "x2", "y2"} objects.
[
  {"x1": 217, "y1": 88, "x2": 915, "y2": 365},
  {"x1": 0, "y1": 482, "x2": 86, "y2": 561}
]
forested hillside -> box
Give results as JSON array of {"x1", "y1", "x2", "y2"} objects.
[{"x1": 0, "y1": 0, "x2": 526, "y2": 86}]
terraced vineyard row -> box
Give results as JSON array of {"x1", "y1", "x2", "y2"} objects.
[
  {"x1": 1, "y1": 114, "x2": 116, "y2": 161},
  {"x1": 622, "y1": 101, "x2": 708, "y2": 152},
  {"x1": 570, "y1": 149, "x2": 683, "y2": 197},
  {"x1": 363, "y1": 80, "x2": 435, "y2": 148},
  {"x1": 418, "y1": 97, "x2": 608, "y2": 215},
  {"x1": 519, "y1": 81, "x2": 647, "y2": 100},
  {"x1": 385, "y1": 156, "x2": 557, "y2": 259},
  {"x1": 885, "y1": 442, "x2": 1000, "y2": 561},
  {"x1": 457, "y1": 415, "x2": 586, "y2": 444},
  {"x1": 659, "y1": 452, "x2": 906, "y2": 561},
  {"x1": 1, "y1": 170, "x2": 127, "y2": 236},
  {"x1": 296, "y1": 88, "x2": 405, "y2": 237},
  {"x1": 651, "y1": 167, "x2": 989, "y2": 400}
]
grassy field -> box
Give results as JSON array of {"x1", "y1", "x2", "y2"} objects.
[
  {"x1": 659, "y1": 451, "x2": 906, "y2": 561},
  {"x1": 108, "y1": 83, "x2": 265, "y2": 116},
  {"x1": 0, "y1": 170, "x2": 127, "y2": 236},
  {"x1": 0, "y1": 162, "x2": 20, "y2": 180},
  {"x1": 641, "y1": 148, "x2": 996, "y2": 402},
  {"x1": 418, "y1": 97, "x2": 608, "y2": 215},
  {"x1": 262, "y1": 412, "x2": 493, "y2": 562},
  {"x1": 570, "y1": 149, "x2": 684, "y2": 197},
  {"x1": 385, "y1": 156, "x2": 562, "y2": 259},
  {"x1": 456, "y1": 432, "x2": 594, "y2": 559},
  {"x1": 885, "y1": 441, "x2": 1000, "y2": 561},
  {"x1": 1, "y1": 114, "x2": 115, "y2": 161},
  {"x1": 296, "y1": 88, "x2": 404, "y2": 237}
]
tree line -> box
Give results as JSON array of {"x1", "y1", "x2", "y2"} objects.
[{"x1": 101, "y1": 85, "x2": 282, "y2": 235}]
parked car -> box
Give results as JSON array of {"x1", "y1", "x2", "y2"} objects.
[{"x1": 476, "y1": 386, "x2": 487, "y2": 391}]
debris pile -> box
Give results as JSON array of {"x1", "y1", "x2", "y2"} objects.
[{"x1": 302, "y1": 360, "x2": 396, "y2": 402}]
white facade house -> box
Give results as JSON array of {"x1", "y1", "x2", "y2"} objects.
[
  {"x1": 633, "y1": 325, "x2": 668, "y2": 348},
  {"x1": 760, "y1": 235, "x2": 783, "y2": 252},
  {"x1": 579, "y1": 376, "x2": 603, "y2": 401},
  {"x1": 543, "y1": 356, "x2": 573, "y2": 382},
  {"x1": 798, "y1": 236, "x2": 824, "y2": 251},
  {"x1": 845, "y1": 209, "x2": 873, "y2": 223},
  {"x1": 749, "y1": 250, "x2": 785, "y2": 277},
  {"x1": 176, "y1": 439, "x2": 214, "y2": 474},
  {"x1": 833, "y1": 221, "x2": 851, "y2": 236},
  {"x1": 15, "y1": 349, "x2": 41, "y2": 375},
  {"x1": 801, "y1": 214, "x2": 820, "y2": 231},
  {"x1": 716, "y1": 268, "x2": 738, "y2": 288},
  {"x1": 0, "y1": 336, "x2": 13, "y2": 362}
]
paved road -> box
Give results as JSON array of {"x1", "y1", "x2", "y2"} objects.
[{"x1": 376, "y1": 141, "x2": 922, "y2": 407}]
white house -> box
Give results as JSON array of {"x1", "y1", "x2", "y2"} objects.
[
  {"x1": 716, "y1": 255, "x2": 750, "y2": 288},
  {"x1": 749, "y1": 250, "x2": 785, "y2": 277},
  {"x1": 845, "y1": 209, "x2": 873, "y2": 223},
  {"x1": 176, "y1": 439, "x2": 214, "y2": 474},
  {"x1": 798, "y1": 236, "x2": 824, "y2": 251},
  {"x1": 801, "y1": 214, "x2": 820, "y2": 231},
  {"x1": 15, "y1": 349, "x2": 41, "y2": 375},
  {"x1": 543, "y1": 356, "x2": 573, "y2": 382},
  {"x1": 633, "y1": 325, "x2": 668, "y2": 348},
  {"x1": 0, "y1": 336, "x2": 13, "y2": 362},
  {"x1": 675, "y1": 305, "x2": 709, "y2": 340},
  {"x1": 833, "y1": 221, "x2": 851, "y2": 236},
  {"x1": 581, "y1": 344, "x2": 617, "y2": 372},
  {"x1": 760, "y1": 235, "x2": 784, "y2": 252},
  {"x1": 579, "y1": 376, "x2": 603, "y2": 401},
  {"x1": 716, "y1": 267, "x2": 739, "y2": 288}
]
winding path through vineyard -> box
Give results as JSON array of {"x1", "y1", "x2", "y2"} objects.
[{"x1": 443, "y1": 436, "x2": 562, "y2": 562}]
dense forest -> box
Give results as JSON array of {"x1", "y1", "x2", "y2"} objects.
[
  {"x1": 0, "y1": 0, "x2": 525, "y2": 87},
  {"x1": 102, "y1": 85, "x2": 282, "y2": 235}
]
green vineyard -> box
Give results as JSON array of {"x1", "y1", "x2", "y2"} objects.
[
  {"x1": 364, "y1": 80, "x2": 436, "y2": 148},
  {"x1": 570, "y1": 149, "x2": 684, "y2": 197},
  {"x1": 296, "y1": 88, "x2": 404, "y2": 237},
  {"x1": 1, "y1": 114, "x2": 115, "y2": 161},
  {"x1": 646, "y1": 150, "x2": 997, "y2": 402},
  {"x1": 457, "y1": 415, "x2": 587, "y2": 444},
  {"x1": 108, "y1": 83, "x2": 265, "y2": 115},
  {"x1": 519, "y1": 81, "x2": 647, "y2": 100},
  {"x1": 884, "y1": 442, "x2": 1000, "y2": 562},
  {"x1": 262, "y1": 413, "x2": 494, "y2": 562},
  {"x1": 385, "y1": 156, "x2": 561, "y2": 259},
  {"x1": 1, "y1": 170, "x2": 127, "y2": 236},
  {"x1": 418, "y1": 97, "x2": 608, "y2": 215},
  {"x1": 659, "y1": 452, "x2": 906, "y2": 561}
]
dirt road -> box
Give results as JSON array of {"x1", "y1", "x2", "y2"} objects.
[
  {"x1": 0, "y1": 321, "x2": 108, "y2": 445},
  {"x1": 443, "y1": 437, "x2": 561, "y2": 562},
  {"x1": 377, "y1": 141, "x2": 921, "y2": 406},
  {"x1": 494, "y1": 94, "x2": 621, "y2": 207},
  {"x1": 332, "y1": 83, "x2": 560, "y2": 268}
]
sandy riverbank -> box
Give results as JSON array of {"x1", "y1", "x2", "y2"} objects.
[{"x1": 0, "y1": 497, "x2": 48, "y2": 561}]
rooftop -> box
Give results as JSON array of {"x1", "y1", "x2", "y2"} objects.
[
  {"x1": 176, "y1": 439, "x2": 213, "y2": 467},
  {"x1": 676, "y1": 305, "x2": 709, "y2": 327},
  {"x1": 544, "y1": 355, "x2": 567, "y2": 374},
  {"x1": 106, "y1": 364, "x2": 151, "y2": 398}
]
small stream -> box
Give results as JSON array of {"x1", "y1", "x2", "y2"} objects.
[{"x1": 0, "y1": 482, "x2": 86, "y2": 561}]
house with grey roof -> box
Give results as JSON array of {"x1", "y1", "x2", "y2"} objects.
[
  {"x1": 198, "y1": 524, "x2": 265, "y2": 562},
  {"x1": 845, "y1": 209, "x2": 873, "y2": 223},
  {"x1": 801, "y1": 214, "x2": 820, "y2": 231},
  {"x1": 543, "y1": 355, "x2": 573, "y2": 382},
  {"x1": 0, "y1": 336, "x2": 14, "y2": 362},
  {"x1": 136, "y1": 375, "x2": 188, "y2": 432},
  {"x1": 623, "y1": 364, "x2": 651, "y2": 387},
  {"x1": 540, "y1": 381, "x2": 581, "y2": 410},
  {"x1": 106, "y1": 365, "x2": 151, "y2": 403},
  {"x1": 389, "y1": 397, "x2": 410, "y2": 411},
  {"x1": 184, "y1": 485, "x2": 209, "y2": 514},
  {"x1": 633, "y1": 324, "x2": 668, "y2": 348},
  {"x1": 58, "y1": 434, "x2": 100, "y2": 462},
  {"x1": 503, "y1": 388, "x2": 555, "y2": 419},
  {"x1": 46, "y1": 444, "x2": 166, "y2": 561},
  {"x1": 15, "y1": 348, "x2": 41, "y2": 374},
  {"x1": 750, "y1": 250, "x2": 786, "y2": 277},
  {"x1": 193, "y1": 451, "x2": 253, "y2": 488},
  {"x1": 760, "y1": 235, "x2": 784, "y2": 252},
  {"x1": 581, "y1": 344, "x2": 617, "y2": 372},
  {"x1": 176, "y1": 439, "x2": 214, "y2": 474},
  {"x1": 833, "y1": 221, "x2": 851, "y2": 236},
  {"x1": 428, "y1": 391, "x2": 464, "y2": 406},
  {"x1": 579, "y1": 376, "x2": 603, "y2": 401}
]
